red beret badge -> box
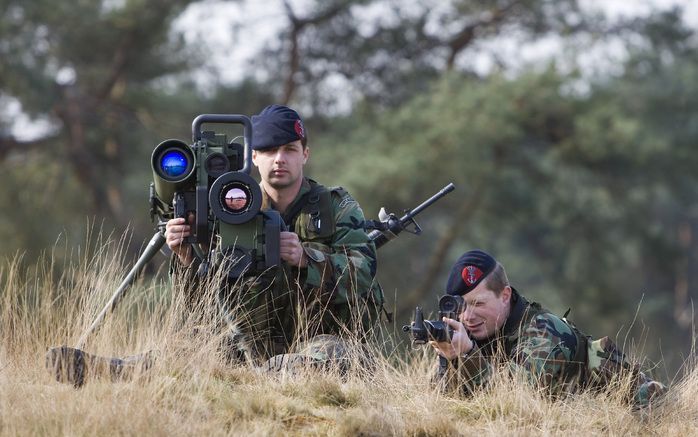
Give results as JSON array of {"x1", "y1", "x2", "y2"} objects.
[
  {"x1": 461, "y1": 265, "x2": 483, "y2": 287},
  {"x1": 294, "y1": 119, "x2": 305, "y2": 139}
]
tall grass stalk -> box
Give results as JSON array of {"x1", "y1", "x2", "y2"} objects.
[{"x1": 0, "y1": 230, "x2": 695, "y2": 436}]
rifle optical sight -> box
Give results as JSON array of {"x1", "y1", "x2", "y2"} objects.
[
  {"x1": 438, "y1": 295, "x2": 465, "y2": 317},
  {"x1": 403, "y1": 295, "x2": 466, "y2": 345}
]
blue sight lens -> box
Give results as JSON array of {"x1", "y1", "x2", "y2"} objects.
[{"x1": 160, "y1": 150, "x2": 188, "y2": 178}]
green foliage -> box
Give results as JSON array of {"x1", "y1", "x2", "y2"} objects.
[
  {"x1": 313, "y1": 34, "x2": 698, "y2": 371},
  {"x1": 1, "y1": 0, "x2": 696, "y2": 376},
  {"x1": 0, "y1": 0, "x2": 199, "y2": 255},
  {"x1": 0, "y1": 155, "x2": 89, "y2": 262}
]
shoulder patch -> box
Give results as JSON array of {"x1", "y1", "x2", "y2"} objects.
[
  {"x1": 338, "y1": 195, "x2": 356, "y2": 210},
  {"x1": 329, "y1": 186, "x2": 355, "y2": 209}
]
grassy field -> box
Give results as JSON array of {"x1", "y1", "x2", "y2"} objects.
[{"x1": 1, "y1": 234, "x2": 696, "y2": 436}]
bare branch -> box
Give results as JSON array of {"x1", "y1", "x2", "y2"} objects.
[
  {"x1": 0, "y1": 134, "x2": 60, "y2": 161},
  {"x1": 97, "y1": 32, "x2": 138, "y2": 101},
  {"x1": 404, "y1": 181, "x2": 487, "y2": 309},
  {"x1": 282, "y1": 0, "x2": 353, "y2": 104},
  {"x1": 446, "y1": 0, "x2": 522, "y2": 69}
]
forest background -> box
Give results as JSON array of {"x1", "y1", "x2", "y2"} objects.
[{"x1": 1, "y1": 0, "x2": 697, "y2": 378}]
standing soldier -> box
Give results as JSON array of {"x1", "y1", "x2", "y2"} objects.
[
  {"x1": 430, "y1": 249, "x2": 667, "y2": 409},
  {"x1": 166, "y1": 105, "x2": 384, "y2": 370}
]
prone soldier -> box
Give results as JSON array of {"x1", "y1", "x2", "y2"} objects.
[{"x1": 426, "y1": 249, "x2": 667, "y2": 409}]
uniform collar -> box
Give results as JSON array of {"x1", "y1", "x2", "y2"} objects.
[
  {"x1": 501, "y1": 287, "x2": 530, "y2": 337},
  {"x1": 261, "y1": 177, "x2": 311, "y2": 222}
]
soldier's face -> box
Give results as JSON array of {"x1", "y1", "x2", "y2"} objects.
[
  {"x1": 459, "y1": 282, "x2": 512, "y2": 340},
  {"x1": 252, "y1": 140, "x2": 308, "y2": 190}
]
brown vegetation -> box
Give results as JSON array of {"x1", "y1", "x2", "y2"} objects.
[{"x1": 0, "y1": 234, "x2": 695, "y2": 436}]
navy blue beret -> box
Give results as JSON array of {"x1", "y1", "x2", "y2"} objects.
[
  {"x1": 446, "y1": 249, "x2": 497, "y2": 296},
  {"x1": 251, "y1": 104, "x2": 307, "y2": 150}
]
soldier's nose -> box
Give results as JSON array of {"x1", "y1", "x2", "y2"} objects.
[{"x1": 461, "y1": 307, "x2": 475, "y2": 322}]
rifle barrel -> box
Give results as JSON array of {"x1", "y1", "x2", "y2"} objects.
[
  {"x1": 402, "y1": 183, "x2": 455, "y2": 219},
  {"x1": 368, "y1": 183, "x2": 455, "y2": 248}
]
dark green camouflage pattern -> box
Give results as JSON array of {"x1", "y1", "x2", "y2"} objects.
[
  {"x1": 218, "y1": 178, "x2": 383, "y2": 364},
  {"x1": 439, "y1": 293, "x2": 667, "y2": 409},
  {"x1": 261, "y1": 334, "x2": 375, "y2": 376},
  {"x1": 586, "y1": 336, "x2": 667, "y2": 408}
]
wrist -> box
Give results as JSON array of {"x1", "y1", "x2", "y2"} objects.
[
  {"x1": 449, "y1": 340, "x2": 476, "y2": 362},
  {"x1": 460, "y1": 340, "x2": 477, "y2": 358}
]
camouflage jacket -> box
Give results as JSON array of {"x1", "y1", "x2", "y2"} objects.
[
  {"x1": 217, "y1": 177, "x2": 383, "y2": 360},
  {"x1": 263, "y1": 177, "x2": 383, "y2": 323},
  {"x1": 439, "y1": 290, "x2": 666, "y2": 408}
]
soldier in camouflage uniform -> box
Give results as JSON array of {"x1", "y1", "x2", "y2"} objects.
[
  {"x1": 431, "y1": 249, "x2": 667, "y2": 409},
  {"x1": 166, "y1": 104, "x2": 383, "y2": 370}
]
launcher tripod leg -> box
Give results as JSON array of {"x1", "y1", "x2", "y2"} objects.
[
  {"x1": 76, "y1": 232, "x2": 166, "y2": 349},
  {"x1": 46, "y1": 232, "x2": 166, "y2": 387}
]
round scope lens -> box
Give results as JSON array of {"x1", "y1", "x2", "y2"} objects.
[
  {"x1": 439, "y1": 295, "x2": 462, "y2": 313},
  {"x1": 224, "y1": 187, "x2": 249, "y2": 212},
  {"x1": 160, "y1": 150, "x2": 189, "y2": 178},
  {"x1": 441, "y1": 300, "x2": 456, "y2": 313},
  {"x1": 209, "y1": 172, "x2": 262, "y2": 225},
  {"x1": 220, "y1": 182, "x2": 252, "y2": 214}
]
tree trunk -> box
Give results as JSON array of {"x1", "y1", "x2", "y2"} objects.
[
  {"x1": 674, "y1": 221, "x2": 692, "y2": 328},
  {"x1": 403, "y1": 185, "x2": 486, "y2": 310}
]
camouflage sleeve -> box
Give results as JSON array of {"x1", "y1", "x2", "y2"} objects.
[
  {"x1": 168, "y1": 253, "x2": 202, "y2": 284},
  {"x1": 587, "y1": 336, "x2": 668, "y2": 408},
  {"x1": 444, "y1": 313, "x2": 578, "y2": 395},
  {"x1": 508, "y1": 313, "x2": 579, "y2": 390},
  {"x1": 511, "y1": 317, "x2": 668, "y2": 405},
  {"x1": 632, "y1": 371, "x2": 668, "y2": 408},
  {"x1": 301, "y1": 190, "x2": 380, "y2": 308}
]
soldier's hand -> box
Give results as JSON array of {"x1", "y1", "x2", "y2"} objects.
[
  {"x1": 279, "y1": 231, "x2": 307, "y2": 267},
  {"x1": 165, "y1": 217, "x2": 193, "y2": 266},
  {"x1": 430, "y1": 317, "x2": 474, "y2": 361}
]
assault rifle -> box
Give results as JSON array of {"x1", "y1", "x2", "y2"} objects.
[
  {"x1": 403, "y1": 295, "x2": 466, "y2": 345},
  {"x1": 402, "y1": 294, "x2": 466, "y2": 372},
  {"x1": 366, "y1": 183, "x2": 455, "y2": 248}
]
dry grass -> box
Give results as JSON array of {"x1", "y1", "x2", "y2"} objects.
[{"x1": 0, "y1": 233, "x2": 695, "y2": 436}]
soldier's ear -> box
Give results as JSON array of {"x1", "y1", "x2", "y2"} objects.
[
  {"x1": 302, "y1": 145, "x2": 309, "y2": 164},
  {"x1": 252, "y1": 150, "x2": 259, "y2": 167},
  {"x1": 501, "y1": 286, "x2": 512, "y2": 304}
]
